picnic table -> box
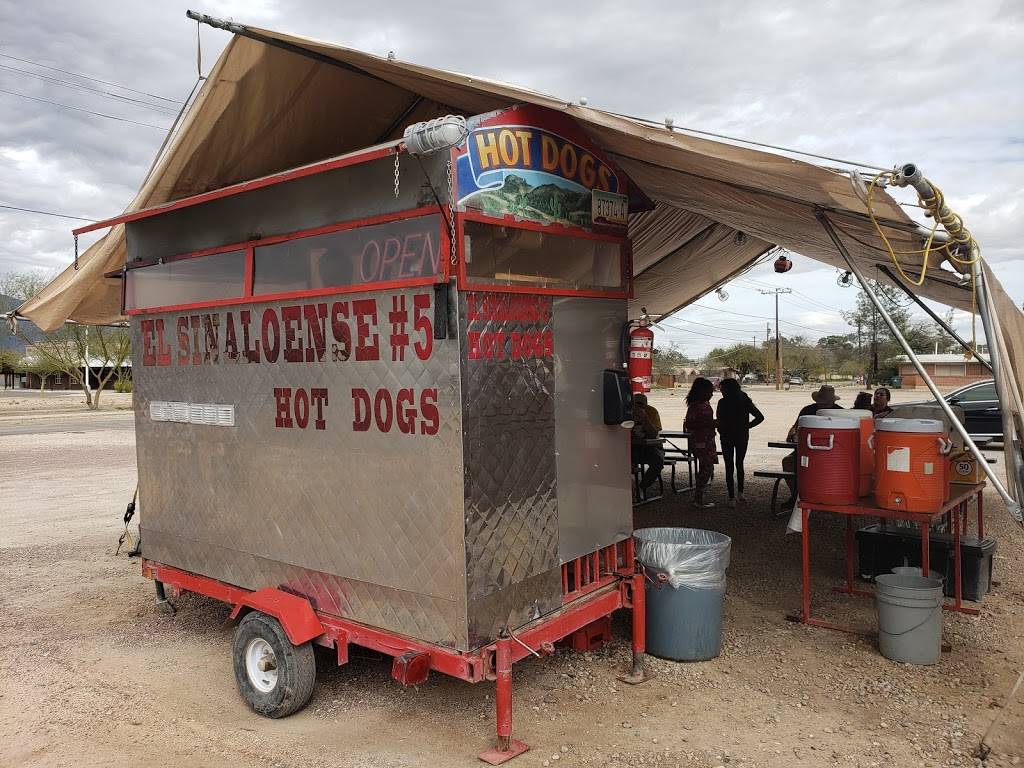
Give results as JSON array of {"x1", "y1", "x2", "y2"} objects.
[
  {"x1": 753, "y1": 440, "x2": 797, "y2": 515},
  {"x1": 791, "y1": 482, "x2": 986, "y2": 634}
]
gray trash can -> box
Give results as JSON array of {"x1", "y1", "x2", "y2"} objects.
[{"x1": 634, "y1": 527, "x2": 731, "y2": 661}]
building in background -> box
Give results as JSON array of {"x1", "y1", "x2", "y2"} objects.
[{"x1": 893, "y1": 353, "x2": 990, "y2": 389}]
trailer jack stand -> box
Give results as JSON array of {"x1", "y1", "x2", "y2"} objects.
[
  {"x1": 154, "y1": 580, "x2": 176, "y2": 615},
  {"x1": 479, "y1": 634, "x2": 529, "y2": 765},
  {"x1": 617, "y1": 572, "x2": 647, "y2": 685}
]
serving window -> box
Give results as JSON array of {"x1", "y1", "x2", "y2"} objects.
[
  {"x1": 125, "y1": 249, "x2": 245, "y2": 311},
  {"x1": 461, "y1": 218, "x2": 628, "y2": 297},
  {"x1": 253, "y1": 214, "x2": 443, "y2": 296},
  {"x1": 123, "y1": 209, "x2": 445, "y2": 313}
]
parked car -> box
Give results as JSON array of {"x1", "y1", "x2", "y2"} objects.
[
  {"x1": 787, "y1": 376, "x2": 804, "y2": 386},
  {"x1": 900, "y1": 379, "x2": 1002, "y2": 443}
]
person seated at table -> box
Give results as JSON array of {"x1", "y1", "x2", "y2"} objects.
[
  {"x1": 716, "y1": 378, "x2": 765, "y2": 507},
  {"x1": 683, "y1": 377, "x2": 717, "y2": 509},
  {"x1": 872, "y1": 387, "x2": 894, "y2": 419},
  {"x1": 781, "y1": 384, "x2": 843, "y2": 505},
  {"x1": 853, "y1": 392, "x2": 872, "y2": 410},
  {"x1": 631, "y1": 393, "x2": 664, "y2": 490}
]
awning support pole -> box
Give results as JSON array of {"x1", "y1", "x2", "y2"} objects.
[
  {"x1": 815, "y1": 209, "x2": 1021, "y2": 521},
  {"x1": 973, "y1": 263, "x2": 1024, "y2": 501},
  {"x1": 876, "y1": 264, "x2": 993, "y2": 374}
]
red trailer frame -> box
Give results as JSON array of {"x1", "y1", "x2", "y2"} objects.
[{"x1": 142, "y1": 537, "x2": 645, "y2": 764}]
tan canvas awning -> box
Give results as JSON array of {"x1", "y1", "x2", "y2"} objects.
[{"x1": 16, "y1": 23, "x2": 1021, "y2": 397}]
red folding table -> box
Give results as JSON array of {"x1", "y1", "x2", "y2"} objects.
[{"x1": 793, "y1": 482, "x2": 985, "y2": 633}]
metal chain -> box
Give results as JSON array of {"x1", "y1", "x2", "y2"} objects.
[
  {"x1": 74, "y1": 233, "x2": 79, "y2": 271},
  {"x1": 446, "y1": 158, "x2": 457, "y2": 266},
  {"x1": 393, "y1": 151, "x2": 401, "y2": 199}
]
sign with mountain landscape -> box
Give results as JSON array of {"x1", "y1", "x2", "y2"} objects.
[{"x1": 454, "y1": 105, "x2": 628, "y2": 231}]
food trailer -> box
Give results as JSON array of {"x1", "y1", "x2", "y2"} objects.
[{"x1": 93, "y1": 104, "x2": 652, "y2": 763}]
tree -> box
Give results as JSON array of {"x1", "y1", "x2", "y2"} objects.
[
  {"x1": 20, "y1": 324, "x2": 130, "y2": 409},
  {"x1": 17, "y1": 352, "x2": 64, "y2": 393},
  {"x1": 841, "y1": 281, "x2": 933, "y2": 384},
  {"x1": 0, "y1": 270, "x2": 54, "y2": 300},
  {"x1": 705, "y1": 343, "x2": 763, "y2": 375},
  {"x1": 652, "y1": 342, "x2": 691, "y2": 375}
]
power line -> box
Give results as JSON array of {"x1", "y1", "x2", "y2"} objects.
[
  {"x1": 656, "y1": 319, "x2": 754, "y2": 344},
  {"x1": 0, "y1": 203, "x2": 98, "y2": 222},
  {"x1": 0, "y1": 51, "x2": 178, "y2": 103},
  {"x1": 0, "y1": 87, "x2": 170, "y2": 130},
  {"x1": 688, "y1": 302, "x2": 849, "y2": 336},
  {"x1": 0, "y1": 62, "x2": 180, "y2": 115}
]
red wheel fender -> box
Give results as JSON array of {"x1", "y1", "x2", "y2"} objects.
[{"x1": 229, "y1": 588, "x2": 324, "y2": 645}]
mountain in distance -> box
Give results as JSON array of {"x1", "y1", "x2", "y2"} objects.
[{"x1": 470, "y1": 173, "x2": 592, "y2": 227}]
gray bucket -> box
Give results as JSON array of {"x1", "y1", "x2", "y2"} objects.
[
  {"x1": 875, "y1": 571, "x2": 944, "y2": 665},
  {"x1": 634, "y1": 528, "x2": 731, "y2": 662}
]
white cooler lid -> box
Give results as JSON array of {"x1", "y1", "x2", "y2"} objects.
[
  {"x1": 876, "y1": 417, "x2": 945, "y2": 433},
  {"x1": 798, "y1": 414, "x2": 859, "y2": 430},
  {"x1": 827, "y1": 409, "x2": 874, "y2": 420}
]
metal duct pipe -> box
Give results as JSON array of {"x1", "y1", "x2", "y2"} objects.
[
  {"x1": 815, "y1": 209, "x2": 1021, "y2": 521},
  {"x1": 892, "y1": 163, "x2": 974, "y2": 258}
]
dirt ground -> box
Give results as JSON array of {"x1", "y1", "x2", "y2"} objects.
[{"x1": 1, "y1": 386, "x2": 1023, "y2": 768}]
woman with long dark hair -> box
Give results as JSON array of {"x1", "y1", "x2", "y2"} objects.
[
  {"x1": 683, "y1": 377, "x2": 717, "y2": 508},
  {"x1": 716, "y1": 378, "x2": 764, "y2": 507}
]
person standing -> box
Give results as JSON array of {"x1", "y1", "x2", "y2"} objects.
[
  {"x1": 683, "y1": 377, "x2": 717, "y2": 509},
  {"x1": 716, "y1": 378, "x2": 765, "y2": 507}
]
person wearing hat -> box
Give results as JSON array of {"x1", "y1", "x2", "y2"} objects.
[{"x1": 779, "y1": 385, "x2": 843, "y2": 507}]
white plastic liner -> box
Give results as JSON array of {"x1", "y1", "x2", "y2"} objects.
[{"x1": 634, "y1": 527, "x2": 731, "y2": 590}]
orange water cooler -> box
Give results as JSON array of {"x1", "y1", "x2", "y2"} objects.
[
  {"x1": 797, "y1": 415, "x2": 861, "y2": 505},
  {"x1": 872, "y1": 418, "x2": 953, "y2": 513},
  {"x1": 828, "y1": 408, "x2": 875, "y2": 498}
]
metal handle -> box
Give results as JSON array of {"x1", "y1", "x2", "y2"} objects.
[
  {"x1": 938, "y1": 437, "x2": 954, "y2": 455},
  {"x1": 867, "y1": 433, "x2": 875, "y2": 450},
  {"x1": 806, "y1": 433, "x2": 834, "y2": 452}
]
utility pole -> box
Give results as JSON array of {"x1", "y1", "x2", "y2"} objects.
[
  {"x1": 761, "y1": 288, "x2": 792, "y2": 390},
  {"x1": 765, "y1": 323, "x2": 771, "y2": 382}
]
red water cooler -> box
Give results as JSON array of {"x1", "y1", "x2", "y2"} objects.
[
  {"x1": 872, "y1": 418, "x2": 952, "y2": 513},
  {"x1": 797, "y1": 415, "x2": 861, "y2": 505}
]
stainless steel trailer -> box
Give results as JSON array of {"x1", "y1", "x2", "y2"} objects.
[{"x1": 100, "y1": 104, "x2": 650, "y2": 761}]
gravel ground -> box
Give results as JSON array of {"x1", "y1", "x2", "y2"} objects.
[{"x1": 1, "y1": 386, "x2": 1022, "y2": 768}]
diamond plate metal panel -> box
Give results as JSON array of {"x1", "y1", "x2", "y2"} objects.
[
  {"x1": 551, "y1": 297, "x2": 633, "y2": 562},
  {"x1": 134, "y1": 285, "x2": 469, "y2": 648},
  {"x1": 459, "y1": 293, "x2": 562, "y2": 645}
]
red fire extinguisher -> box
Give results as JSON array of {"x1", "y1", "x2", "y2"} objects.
[{"x1": 628, "y1": 323, "x2": 654, "y2": 394}]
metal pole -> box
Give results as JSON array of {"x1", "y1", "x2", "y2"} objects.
[
  {"x1": 877, "y1": 265, "x2": 992, "y2": 374},
  {"x1": 815, "y1": 210, "x2": 1020, "y2": 520},
  {"x1": 761, "y1": 289, "x2": 791, "y2": 388},
  {"x1": 775, "y1": 292, "x2": 781, "y2": 390}
]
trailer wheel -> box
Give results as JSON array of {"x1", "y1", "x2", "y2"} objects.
[{"x1": 232, "y1": 611, "x2": 316, "y2": 718}]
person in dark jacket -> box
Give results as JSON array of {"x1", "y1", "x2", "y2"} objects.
[
  {"x1": 716, "y1": 378, "x2": 765, "y2": 507},
  {"x1": 683, "y1": 377, "x2": 717, "y2": 509}
]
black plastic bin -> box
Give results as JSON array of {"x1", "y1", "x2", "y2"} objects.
[{"x1": 855, "y1": 523, "x2": 996, "y2": 602}]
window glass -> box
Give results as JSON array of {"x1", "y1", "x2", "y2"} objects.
[
  {"x1": 934, "y1": 363, "x2": 965, "y2": 377},
  {"x1": 253, "y1": 215, "x2": 441, "y2": 295},
  {"x1": 126, "y1": 249, "x2": 245, "y2": 310},
  {"x1": 953, "y1": 382, "x2": 996, "y2": 402},
  {"x1": 463, "y1": 220, "x2": 623, "y2": 292}
]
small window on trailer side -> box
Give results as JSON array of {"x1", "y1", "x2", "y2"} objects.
[
  {"x1": 461, "y1": 219, "x2": 627, "y2": 296},
  {"x1": 125, "y1": 249, "x2": 246, "y2": 311}
]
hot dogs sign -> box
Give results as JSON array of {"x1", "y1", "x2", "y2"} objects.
[{"x1": 455, "y1": 104, "x2": 629, "y2": 231}]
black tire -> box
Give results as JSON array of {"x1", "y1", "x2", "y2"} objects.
[{"x1": 232, "y1": 611, "x2": 316, "y2": 718}]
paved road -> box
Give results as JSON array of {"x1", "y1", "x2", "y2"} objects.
[{"x1": 0, "y1": 410, "x2": 134, "y2": 436}]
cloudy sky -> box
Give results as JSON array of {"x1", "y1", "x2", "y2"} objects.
[{"x1": 1, "y1": 1, "x2": 1021, "y2": 356}]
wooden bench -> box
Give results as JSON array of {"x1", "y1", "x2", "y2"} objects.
[{"x1": 753, "y1": 470, "x2": 796, "y2": 517}]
